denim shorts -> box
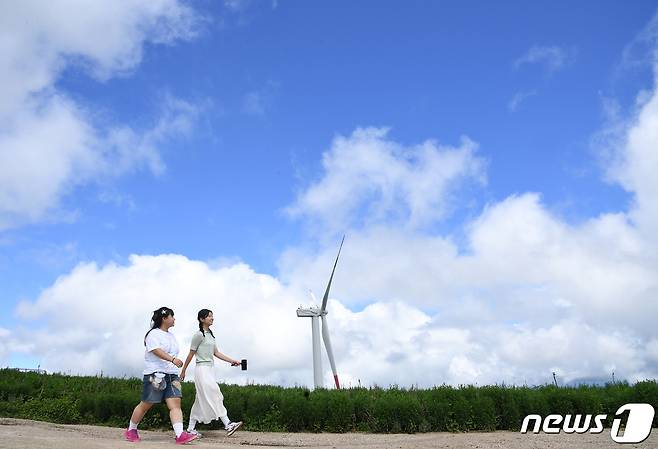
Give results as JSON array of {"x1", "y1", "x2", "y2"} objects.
[{"x1": 141, "y1": 373, "x2": 183, "y2": 403}]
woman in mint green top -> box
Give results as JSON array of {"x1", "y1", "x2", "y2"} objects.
[
  {"x1": 189, "y1": 329, "x2": 216, "y2": 366},
  {"x1": 180, "y1": 309, "x2": 243, "y2": 437}
]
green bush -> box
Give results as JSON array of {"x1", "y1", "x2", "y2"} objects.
[
  {"x1": 1, "y1": 369, "x2": 655, "y2": 433},
  {"x1": 279, "y1": 389, "x2": 309, "y2": 431},
  {"x1": 21, "y1": 397, "x2": 81, "y2": 423},
  {"x1": 420, "y1": 386, "x2": 455, "y2": 431}
]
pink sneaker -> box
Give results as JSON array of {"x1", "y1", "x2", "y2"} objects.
[
  {"x1": 175, "y1": 431, "x2": 198, "y2": 445},
  {"x1": 124, "y1": 428, "x2": 140, "y2": 442}
]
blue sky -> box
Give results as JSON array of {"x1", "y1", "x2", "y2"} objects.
[{"x1": 2, "y1": 1, "x2": 658, "y2": 387}]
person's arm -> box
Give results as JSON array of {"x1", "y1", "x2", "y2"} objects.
[
  {"x1": 151, "y1": 348, "x2": 182, "y2": 367},
  {"x1": 180, "y1": 349, "x2": 196, "y2": 381},
  {"x1": 214, "y1": 346, "x2": 240, "y2": 366}
]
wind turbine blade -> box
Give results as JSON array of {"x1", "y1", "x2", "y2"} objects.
[
  {"x1": 321, "y1": 315, "x2": 340, "y2": 389},
  {"x1": 321, "y1": 235, "x2": 345, "y2": 313}
]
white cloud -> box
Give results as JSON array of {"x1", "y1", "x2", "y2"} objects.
[
  {"x1": 0, "y1": 1, "x2": 201, "y2": 230},
  {"x1": 514, "y1": 45, "x2": 572, "y2": 73},
  {"x1": 281, "y1": 193, "x2": 656, "y2": 326},
  {"x1": 12, "y1": 255, "x2": 308, "y2": 381},
  {"x1": 508, "y1": 90, "x2": 537, "y2": 112},
  {"x1": 10, "y1": 252, "x2": 657, "y2": 387},
  {"x1": 0, "y1": 0, "x2": 199, "y2": 117},
  {"x1": 604, "y1": 68, "x2": 658, "y2": 243},
  {"x1": 0, "y1": 95, "x2": 199, "y2": 230},
  {"x1": 287, "y1": 127, "x2": 486, "y2": 232}
]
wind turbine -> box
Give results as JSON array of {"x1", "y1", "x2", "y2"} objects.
[{"x1": 296, "y1": 236, "x2": 344, "y2": 389}]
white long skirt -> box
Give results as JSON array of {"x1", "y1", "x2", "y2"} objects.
[{"x1": 190, "y1": 364, "x2": 228, "y2": 423}]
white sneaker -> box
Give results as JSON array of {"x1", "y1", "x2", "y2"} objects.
[
  {"x1": 225, "y1": 421, "x2": 242, "y2": 436},
  {"x1": 187, "y1": 429, "x2": 202, "y2": 438}
]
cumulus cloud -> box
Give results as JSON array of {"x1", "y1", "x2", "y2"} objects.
[
  {"x1": 604, "y1": 69, "x2": 658, "y2": 242},
  {"x1": 11, "y1": 255, "x2": 309, "y2": 382},
  {"x1": 10, "y1": 255, "x2": 473, "y2": 387},
  {"x1": 277, "y1": 193, "x2": 657, "y2": 385},
  {"x1": 282, "y1": 196, "x2": 653, "y2": 323},
  {"x1": 287, "y1": 127, "x2": 486, "y2": 232},
  {"x1": 10, "y1": 249, "x2": 657, "y2": 387},
  {"x1": 0, "y1": 1, "x2": 201, "y2": 230},
  {"x1": 0, "y1": 96, "x2": 199, "y2": 229},
  {"x1": 514, "y1": 45, "x2": 573, "y2": 73},
  {"x1": 0, "y1": 0, "x2": 199, "y2": 99}
]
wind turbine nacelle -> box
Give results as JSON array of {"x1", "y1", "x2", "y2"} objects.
[{"x1": 296, "y1": 307, "x2": 325, "y2": 317}]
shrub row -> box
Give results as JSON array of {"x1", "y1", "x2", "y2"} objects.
[{"x1": 1, "y1": 369, "x2": 656, "y2": 432}]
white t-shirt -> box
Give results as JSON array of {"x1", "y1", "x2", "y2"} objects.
[{"x1": 143, "y1": 328, "x2": 180, "y2": 375}]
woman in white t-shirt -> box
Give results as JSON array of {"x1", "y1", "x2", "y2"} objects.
[
  {"x1": 124, "y1": 306, "x2": 197, "y2": 445},
  {"x1": 180, "y1": 308, "x2": 243, "y2": 437}
]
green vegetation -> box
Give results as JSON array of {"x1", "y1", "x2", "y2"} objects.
[{"x1": 1, "y1": 369, "x2": 656, "y2": 433}]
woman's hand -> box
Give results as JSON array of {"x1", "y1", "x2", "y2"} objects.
[
  {"x1": 230, "y1": 360, "x2": 240, "y2": 367},
  {"x1": 173, "y1": 357, "x2": 183, "y2": 368}
]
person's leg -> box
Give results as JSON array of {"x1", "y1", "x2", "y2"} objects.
[
  {"x1": 165, "y1": 397, "x2": 197, "y2": 444},
  {"x1": 215, "y1": 384, "x2": 242, "y2": 435},
  {"x1": 124, "y1": 402, "x2": 153, "y2": 442},
  {"x1": 125, "y1": 376, "x2": 161, "y2": 442},
  {"x1": 164, "y1": 375, "x2": 197, "y2": 444},
  {"x1": 187, "y1": 377, "x2": 199, "y2": 432},
  {"x1": 129, "y1": 401, "x2": 154, "y2": 425},
  {"x1": 214, "y1": 384, "x2": 231, "y2": 428},
  {"x1": 165, "y1": 397, "x2": 184, "y2": 435},
  {"x1": 133, "y1": 374, "x2": 163, "y2": 425}
]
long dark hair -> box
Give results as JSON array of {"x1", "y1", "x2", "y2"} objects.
[
  {"x1": 144, "y1": 306, "x2": 174, "y2": 345},
  {"x1": 198, "y1": 309, "x2": 215, "y2": 338}
]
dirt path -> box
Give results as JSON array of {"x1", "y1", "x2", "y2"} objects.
[{"x1": 0, "y1": 418, "x2": 655, "y2": 449}]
